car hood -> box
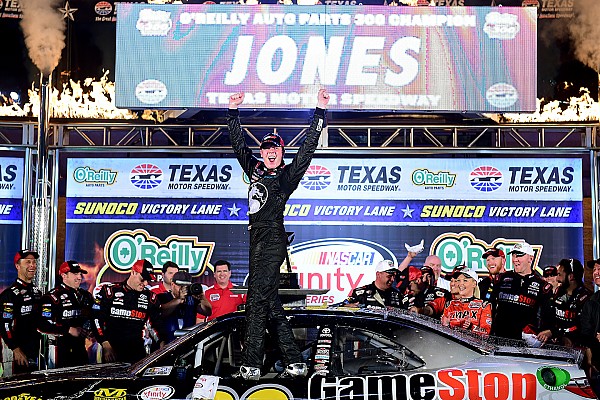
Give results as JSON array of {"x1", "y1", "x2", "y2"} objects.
[{"x1": 0, "y1": 363, "x2": 132, "y2": 389}]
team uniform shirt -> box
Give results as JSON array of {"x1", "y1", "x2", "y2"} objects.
[
  {"x1": 491, "y1": 271, "x2": 553, "y2": 340},
  {"x1": 346, "y1": 282, "x2": 402, "y2": 308},
  {"x1": 38, "y1": 283, "x2": 94, "y2": 367},
  {"x1": 148, "y1": 282, "x2": 167, "y2": 295},
  {"x1": 478, "y1": 275, "x2": 500, "y2": 303},
  {"x1": 441, "y1": 297, "x2": 492, "y2": 335},
  {"x1": 0, "y1": 278, "x2": 42, "y2": 360},
  {"x1": 401, "y1": 286, "x2": 451, "y2": 317},
  {"x1": 548, "y1": 285, "x2": 591, "y2": 344},
  {"x1": 91, "y1": 281, "x2": 164, "y2": 363},
  {"x1": 204, "y1": 281, "x2": 245, "y2": 321}
]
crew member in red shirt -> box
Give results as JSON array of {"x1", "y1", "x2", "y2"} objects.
[{"x1": 202, "y1": 260, "x2": 245, "y2": 322}]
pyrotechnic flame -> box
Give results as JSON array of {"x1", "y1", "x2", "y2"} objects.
[
  {"x1": 490, "y1": 87, "x2": 600, "y2": 123},
  {"x1": 0, "y1": 71, "x2": 165, "y2": 122}
]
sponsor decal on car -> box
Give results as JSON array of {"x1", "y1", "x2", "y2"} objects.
[
  {"x1": 93, "y1": 388, "x2": 127, "y2": 400},
  {"x1": 307, "y1": 369, "x2": 537, "y2": 400},
  {"x1": 143, "y1": 366, "x2": 173, "y2": 376},
  {"x1": 138, "y1": 385, "x2": 174, "y2": 400},
  {"x1": 536, "y1": 366, "x2": 571, "y2": 391},
  {"x1": 3, "y1": 394, "x2": 43, "y2": 400}
]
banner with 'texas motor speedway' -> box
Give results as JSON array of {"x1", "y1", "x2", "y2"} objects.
[{"x1": 65, "y1": 156, "x2": 582, "y2": 305}]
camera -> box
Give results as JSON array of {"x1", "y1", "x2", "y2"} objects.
[{"x1": 174, "y1": 280, "x2": 203, "y2": 296}]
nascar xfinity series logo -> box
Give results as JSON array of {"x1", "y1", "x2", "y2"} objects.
[
  {"x1": 300, "y1": 165, "x2": 331, "y2": 191},
  {"x1": 130, "y1": 164, "x2": 163, "y2": 189},
  {"x1": 288, "y1": 238, "x2": 397, "y2": 305},
  {"x1": 104, "y1": 229, "x2": 213, "y2": 275},
  {"x1": 469, "y1": 166, "x2": 503, "y2": 192}
]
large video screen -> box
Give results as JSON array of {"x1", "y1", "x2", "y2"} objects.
[{"x1": 115, "y1": 4, "x2": 537, "y2": 112}]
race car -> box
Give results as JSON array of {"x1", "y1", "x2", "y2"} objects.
[{"x1": 0, "y1": 306, "x2": 597, "y2": 400}]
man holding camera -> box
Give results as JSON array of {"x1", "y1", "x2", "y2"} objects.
[{"x1": 158, "y1": 271, "x2": 211, "y2": 343}]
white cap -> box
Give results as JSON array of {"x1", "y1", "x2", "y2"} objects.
[
  {"x1": 456, "y1": 268, "x2": 479, "y2": 282},
  {"x1": 375, "y1": 259, "x2": 397, "y2": 273},
  {"x1": 508, "y1": 241, "x2": 535, "y2": 256}
]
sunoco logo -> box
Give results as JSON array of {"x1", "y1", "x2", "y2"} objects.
[
  {"x1": 130, "y1": 164, "x2": 163, "y2": 189},
  {"x1": 429, "y1": 231, "x2": 543, "y2": 275},
  {"x1": 73, "y1": 166, "x2": 117, "y2": 186},
  {"x1": 412, "y1": 169, "x2": 456, "y2": 188},
  {"x1": 469, "y1": 166, "x2": 503, "y2": 192},
  {"x1": 105, "y1": 228, "x2": 213, "y2": 275},
  {"x1": 301, "y1": 165, "x2": 331, "y2": 191}
]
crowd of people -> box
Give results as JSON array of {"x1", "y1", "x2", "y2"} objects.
[
  {"x1": 0, "y1": 251, "x2": 245, "y2": 376},
  {"x1": 345, "y1": 240, "x2": 600, "y2": 375}
]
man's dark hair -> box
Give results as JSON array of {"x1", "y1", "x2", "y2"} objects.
[
  {"x1": 214, "y1": 260, "x2": 231, "y2": 271},
  {"x1": 558, "y1": 258, "x2": 584, "y2": 285},
  {"x1": 162, "y1": 261, "x2": 179, "y2": 273}
]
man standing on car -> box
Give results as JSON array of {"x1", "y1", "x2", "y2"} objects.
[
  {"x1": 491, "y1": 241, "x2": 553, "y2": 340},
  {"x1": 204, "y1": 260, "x2": 245, "y2": 322},
  {"x1": 0, "y1": 250, "x2": 42, "y2": 375},
  {"x1": 227, "y1": 89, "x2": 329, "y2": 380},
  {"x1": 158, "y1": 271, "x2": 211, "y2": 342},
  {"x1": 39, "y1": 260, "x2": 94, "y2": 368},
  {"x1": 91, "y1": 259, "x2": 165, "y2": 363}
]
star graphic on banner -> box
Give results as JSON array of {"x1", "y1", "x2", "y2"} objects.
[
  {"x1": 401, "y1": 204, "x2": 414, "y2": 218},
  {"x1": 60, "y1": 1, "x2": 78, "y2": 21},
  {"x1": 228, "y1": 203, "x2": 241, "y2": 217}
]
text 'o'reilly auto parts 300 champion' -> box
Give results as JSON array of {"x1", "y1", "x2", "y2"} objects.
[{"x1": 0, "y1": 307, "x2": 597, "y2": 400}]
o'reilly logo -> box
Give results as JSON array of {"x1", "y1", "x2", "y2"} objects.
[{"x1": 73, "y1": 166, "x2": 117, "y2": 186}]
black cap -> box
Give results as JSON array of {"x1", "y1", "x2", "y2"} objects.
[
  {"x1": 132, "y1": 259, "x2": 156, "y2": 281},
  {"x1": 586, "y1": 259, "x2": 600, "y2": 269},
  {"x1": 543, "y1": 266, "x2": 558, "y2": 277},
  {"x1": 59, "y1": 260, "x2": 87, "y2": 275},
  {"x1": 173, "y1": 271, "x2": 192, "y2": 285},
  {"x1": 482, "y1": 248, "x2": 505, "y2": 258},
  {"x1": 14, "y1": 249, "x2": 39, "y2": 264}
]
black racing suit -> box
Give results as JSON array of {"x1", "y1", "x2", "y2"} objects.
[
  {"x1": 39, "y1": 283, "x2": 93, "y2": 367},
  {"x1": 91, "y1": 281, "x2": 164, "y2": 363},
  {"x1": 0, "y1": 278, "x2": 42, "y2": 374},
  {"x1": 491, "y1": 271, "x2": 553, "y2": 340},
  {"x1": 227, "y1": 107, "x2": 326, "y2": 369},
  {"x1": 547, "y1": 285, "x2": 591, "y2": 346},
  {"x1": 346, "y1": 282, "x2": 402, "y2": 308}
]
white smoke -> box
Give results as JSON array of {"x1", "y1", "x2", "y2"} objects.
[
  {"x1": 19, "y1": 0, "x2": 66, "y2": 76},
  {"x1": 569, "y1": 0, "x2": 600, "y2": 72}
]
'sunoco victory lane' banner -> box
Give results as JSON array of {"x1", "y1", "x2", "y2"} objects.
[
  {"x1": 65, "y1": 157, "x2": 582, "y2": 305},
  {"x1": 0, "y1": 158, "x2": 24, "y2": 291},
  {"x1": 115, "y1": 4, "x2": 537, "y2": 112}
]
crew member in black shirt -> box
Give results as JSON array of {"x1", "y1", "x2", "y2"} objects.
[
  {"x1": 39, "y1": 260, "x2": 93, "y2": 367},
  {"x1": 0, "y1": 250, "x2": 42, "y2": 375}
]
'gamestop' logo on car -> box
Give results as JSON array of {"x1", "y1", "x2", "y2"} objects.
[
  {"x1": 300, "y1": 165, "x2": 331, "y2": 191},
  {"x1": 130, "y1": 164, "x2": 163, "y2": 189},
  {"x1": 469, "y1": 166, "x2": 503, "y2": 192}
]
